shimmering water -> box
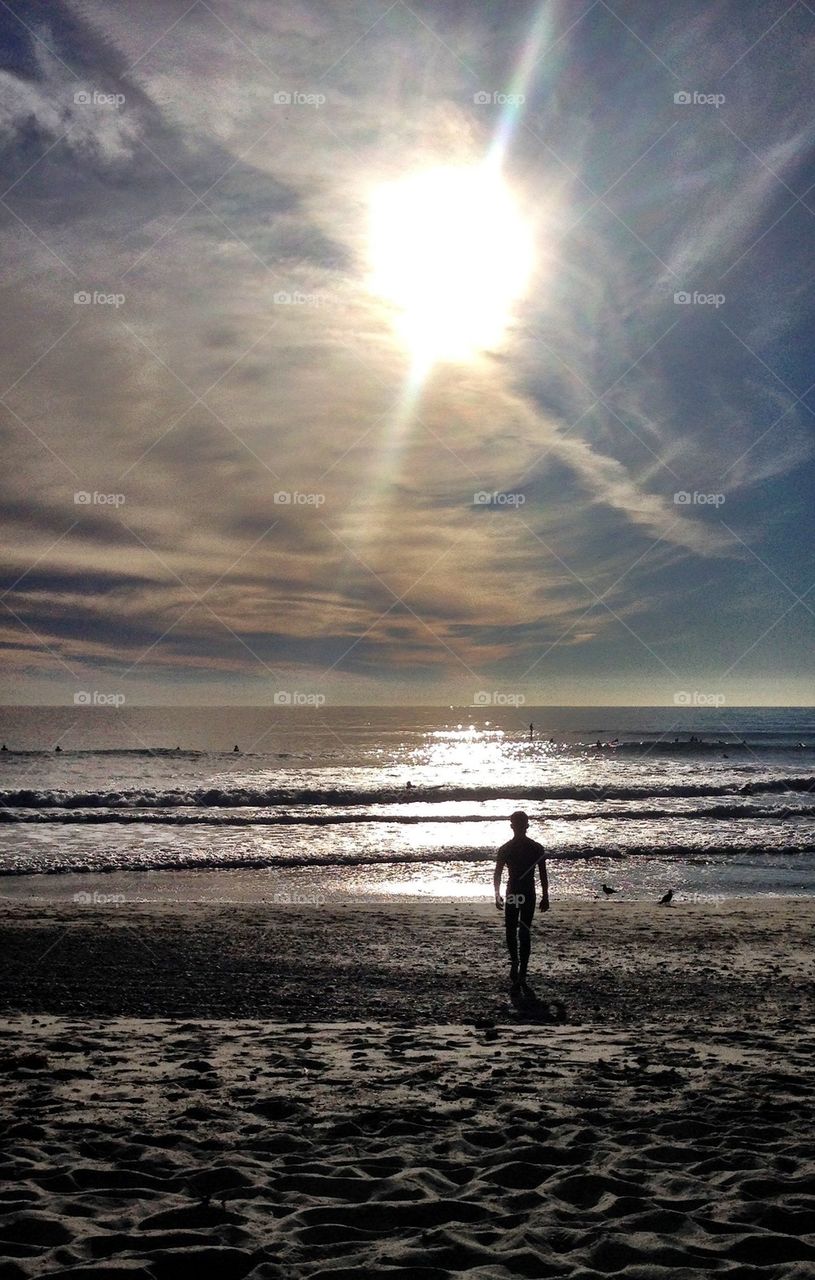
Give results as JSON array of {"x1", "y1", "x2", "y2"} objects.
[{"x1": 1, "y1": 705, "x2": 814, "y2": 900}]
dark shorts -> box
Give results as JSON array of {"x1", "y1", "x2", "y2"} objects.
[{"x1": 505, "y1": 888, "x2": 536, "y2": 932}]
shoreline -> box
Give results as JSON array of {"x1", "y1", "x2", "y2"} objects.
[
  {"x1": 1, "y1": 853, "x2": 814, "y2": 906},
  {"x1": 2, "y1": 897, "x2": 813, "y2": 1026}
]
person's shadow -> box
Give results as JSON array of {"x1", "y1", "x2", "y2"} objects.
[{"x1": 510, "y1": 981, "x2": 568, "y2": 1024}]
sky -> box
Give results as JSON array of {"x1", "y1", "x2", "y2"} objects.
[{"x1": 1, "y1": 0, "x2": 814, "y2": 707}]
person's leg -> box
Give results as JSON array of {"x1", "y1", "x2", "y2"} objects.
[
  {"x1": 518, "y1": 893, "x2": 535, "y2": 982},
  {"x1": 504, "y1": 900, "x2": 520, "y2": 980}
]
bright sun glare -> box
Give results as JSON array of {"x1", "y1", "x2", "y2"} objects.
[{"x1": 369, "y1": 165, "x2": 534, "y2": 364}]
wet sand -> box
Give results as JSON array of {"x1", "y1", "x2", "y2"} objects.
[{"x1": 1, "y1": 897, "x2": 813, "y2": 1024}]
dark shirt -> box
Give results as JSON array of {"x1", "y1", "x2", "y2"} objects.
[{"x1": 499, "y1": 835, "x2": 546, "y2": 893}]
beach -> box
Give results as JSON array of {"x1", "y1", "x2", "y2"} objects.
[
  {"x1": 2, "y1": 898, "x2": 814, "y2": 1277},
  {"x1": 1, "y1": 897, "x2": 813, "y2": 1024},
  {"x1": 3, "y1": 0, "x2": 814, "y2": 1266}
]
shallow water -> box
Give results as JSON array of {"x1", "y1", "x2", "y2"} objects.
[{"x1": 1, "y1": 705, "x2": 814, "y2": 898}]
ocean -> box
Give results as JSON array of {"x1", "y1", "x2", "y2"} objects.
[{"x1": 1, "y1": 705, "x2": 814, "y2": 903}]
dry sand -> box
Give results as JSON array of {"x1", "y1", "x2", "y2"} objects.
[{"x1": 1, "y1": 898, "x2": 814, "y2": 1277}]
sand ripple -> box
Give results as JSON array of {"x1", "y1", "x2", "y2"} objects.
[{"x1": 1, "y1": 1015, "x2": 814, "y2": 1278}]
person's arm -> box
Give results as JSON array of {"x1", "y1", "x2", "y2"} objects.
[
  {"x1": 493, "y1": 855, "x2": 505, "y2": 910},
  {"x1": 538, "y1": 853, "x2": 550, "y2": 912}
]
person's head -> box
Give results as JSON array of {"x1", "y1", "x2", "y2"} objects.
[{"x1": 509, "y1": 810, "x2": 529, "y2": 835}]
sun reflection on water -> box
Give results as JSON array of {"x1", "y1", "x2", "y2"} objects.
[{"x1": 409, "y1": 722, "x2": 549, "y2": 780}]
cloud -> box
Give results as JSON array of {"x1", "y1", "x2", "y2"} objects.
[{"x1": 0, "y1": 0, "x2": 812, "y2": 699}]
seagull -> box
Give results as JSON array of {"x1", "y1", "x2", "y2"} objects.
[
  {"x1": 658, "y1": 889, "x2": 673, "y2": 906},
  {"x1": 602, "y1": 884, "x2": 617, "y2": 897}
]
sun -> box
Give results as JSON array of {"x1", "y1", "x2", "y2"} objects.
[{"x1": 369, "y1": 164, "x2": 534, "y2": 364}]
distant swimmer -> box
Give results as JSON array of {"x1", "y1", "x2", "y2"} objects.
[
  {"x1": 0, "y1": 744, "x2": 6, "y2": 751},
  {"x1": 493, "y1": 811, "x2": 549, "y2": 995},
  {"x1": 54, "y1": 745, "x2": 62, "y2": 752},
  {"x1": 602, "y1": 884, "x2": 617, "y2": 897},
  {"x1": 658, "y1": 889, "x2": 673, "y2": 906},
  {"x1": 233, "y1": 744, "x2": 240, "y2": 752},
  {"x1": 405, "y1": 780, "x2": 413, "y2": 789}
]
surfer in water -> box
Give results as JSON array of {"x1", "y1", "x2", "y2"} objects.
[{"x1": 493, "y1": 811, "x2": 549, "y2": 994}]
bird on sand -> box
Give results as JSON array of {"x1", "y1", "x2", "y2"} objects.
[
  {"x1": 602, "y1": 884, "x2": 617, "y2": 897},
  {"x1": 658, "y1": 889, "x2": 674, "y2": 906}
]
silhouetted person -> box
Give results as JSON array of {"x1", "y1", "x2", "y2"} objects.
[
  {"x1": 493, "y1": 811, "x2": 549, "y2": 993},
  {"x1": 54, "y1": 745, "x2": 62, "y2": 752},
  {"x1": 233, "y1": 744, "x2": 240, "y2": 752},
  {"x1": 659, "y1": 889, "x2": 673, "y2": 906},
  {"x1": 529, "y1": 722, "x2": 533, "y2": 739}
]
